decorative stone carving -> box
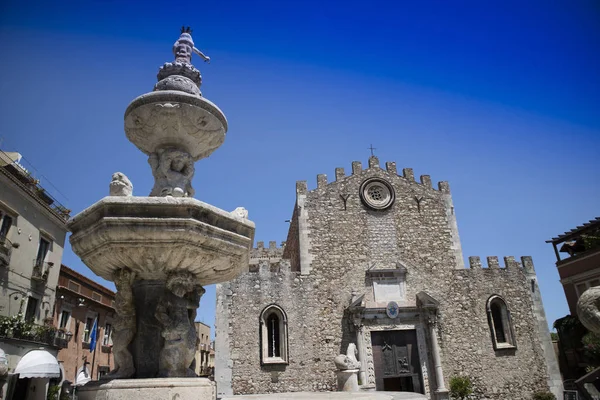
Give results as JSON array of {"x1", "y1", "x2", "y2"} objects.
[
  {"x1": 155, "y1": 271, "x2": 205, "y2": 377},
  {"x1": 104, "y1": 268, "x2": 136, "y2": 379},
  {"x1": 109, "y1": 172, "x2": 133, "y2": 196},
  {"x1": 149, "y1": 148, "x2": 195, "y2": 197},
  {"x1": 359, "y1": 178, "x2": 395, "y2": 211},
  {"x1": 157, "y1": 62, "x2": 202, "y2": 87},
  {"x1": 154, "y1": 75, "x2": 201, "y2": 96},
  {"x1": 334, "y1": 343, "x2": 361, "y2": 370},
  {"x1": 174, "y1": 27, "x2": 210, "y2": 65},
  {"x1": 335, "y1": 344, "x2": 360, "y2": 392},
  {"x1": 578, "y1": 287, "x2": 600, "y2": 333},
  {"x1": 231, "y1": 207, "x2": 249, "y2": 219}
]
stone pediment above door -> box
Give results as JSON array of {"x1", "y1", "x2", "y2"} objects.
[
  {"x1": 366, "y1": 261, "x2": 408, "y2": 274},
  {"x1": 366, "y1": 262, "x2": 409, "y2": 306}
]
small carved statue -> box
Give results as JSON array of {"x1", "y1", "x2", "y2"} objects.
[
  {"x1": 174, "y1": 27, "x2": 210, "y2": 64},
  {"x1": 103, "y1": 268, "x2": 136, "y2": 379},
  {"x1": 149, "y1": 148, "x2": 195, "y2": 197},
  {"x1": 334, "y1": 343, "x2": 361, "y2": 371},
  {"x1": 155, "y1": 271, "x2": 205, "y2": 377},
  {"x1": 230, "y1": 207, "x2": 249, "y2": 219},
  {"x1": 109, "y1": 172, "x2": 133, "y2": 196}
]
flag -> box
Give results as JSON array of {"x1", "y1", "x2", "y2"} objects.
[{"x1": 89, "y1": 318, "x2": 98, "y2": 353}]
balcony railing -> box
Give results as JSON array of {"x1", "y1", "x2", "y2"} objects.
[
  {"x1": 0, "y1": 314, "x2": 58, "y2": 347},
  {"x1": 54, "y1": 329, "x2": 73, "y2": 349},
  {"x1": 0, "y1": 235, "x2": 12, "y2": 266},
  {"x1": 0, "y1": 149, "x2": 71, "y2": 220},
  {"x1": 32, "y1": 260, "x2": 53, "y2": 283}
]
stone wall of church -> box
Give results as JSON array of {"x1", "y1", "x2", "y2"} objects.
[
  {"x1": 439, "y1": 257, "x2": 558, "y2": 400},
  {"x1": 216, "y1": 157, "x2": 558, "y2": 398},
  {"x1": 431, "y1": 260, "x2": 559, "y2": 400},
  {"x1": 217, "y1": 257, "x2": 336, "y2": 395}
]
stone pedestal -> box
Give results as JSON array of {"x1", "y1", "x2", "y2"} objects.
[
  {"x1": 77, "y1": 378, "x2": 215, "y2": 400},
  {"x1": 131, "y1": 280, "x2": 168, "y2": 378},
  {"x1": 336, "y1": 369, "x2": 359, "y2": 392},
  {"x1": 434, "y1": 389, "x2": 450, "y2": 400}
]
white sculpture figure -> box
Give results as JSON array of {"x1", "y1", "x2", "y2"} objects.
[
  {"x1": 231, "y1": 207, "x2": 249, "y2": 219},
  {"x1": 155, "y1": 271, "x2": 204, "y2": 377},
  {"x1": 149, "y1": 148, "x2": 195, "y2": 197},
  {"x1": 334, "y1": 343, "x2": 360, "y2": 392},
  {"x1": 109, "y1": 172, "x2": 133, "y2": 196},
  {"x1": 104, "y1": 268, "x2": 136, "y2": 379},
  {"x1": 175, "y1": 27, "x2": 210, "y2": 64},
  {"x1": 334, "y1": 343, "x2": 361, "y2": 370}
]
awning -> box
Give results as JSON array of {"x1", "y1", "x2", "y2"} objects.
[{"x1": 14, "y1": 350, "x2": 60, "y2": 379}]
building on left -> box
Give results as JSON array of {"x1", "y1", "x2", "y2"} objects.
[
  {"x1": 0, "y1": 149, "x2": 71, "y2": 400},
  {"x1": 54, "y1": 264, "x2": 116, "y2": 388}
]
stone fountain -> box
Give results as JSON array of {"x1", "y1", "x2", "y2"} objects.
[{"x1": 68, "y1": 28, "x2": 255, "y2": 400}]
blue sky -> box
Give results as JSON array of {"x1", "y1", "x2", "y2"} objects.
[{"x1": 1, "y1": 0, "x2": 599, "y2": 338}]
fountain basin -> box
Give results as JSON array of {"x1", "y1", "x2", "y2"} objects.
[
  {"x1": 68, "y1": 196, "x2": 254, "y2": 285},
  {"x1": 124, "y1": 90, "x2": 228, "y2": 160}
]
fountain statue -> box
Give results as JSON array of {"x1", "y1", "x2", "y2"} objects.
[{"x1": 68, "y1": 28, "x2": 255, "y2": 400}]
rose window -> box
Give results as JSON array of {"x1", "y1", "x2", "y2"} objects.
[{"x1": 359, "y1": 178, "x2": 395, "y2": 210}]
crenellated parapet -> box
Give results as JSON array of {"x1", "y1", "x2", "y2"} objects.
[
  {"x1": 250, "y1": 241, "x2": 285, "y2": 260},
  {"x1": 297, "y1": 156, "x2": 451, "y2": 195},
  {"x1": 465, "y1": 255, "x2": 536, "y2": 273}
]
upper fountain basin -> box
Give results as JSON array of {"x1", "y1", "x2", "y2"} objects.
[
  {"x1": 124, "y1": 90, "x2": 228, "y2": 161},
  {"x1": 67, "y1": 196, "x2": 254, "y2": 285}
]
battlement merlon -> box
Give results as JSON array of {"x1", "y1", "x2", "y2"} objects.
[
  {"x1": 299, "y1": 158, "x2": 454, "y2": 197},
  {"x1": 368, "y1": 155, "x2": 380, "y2": 168},
  {"x1": 467, "y1": 256, "x2": 536, "y2": 273},
  {"x1": 251, "y1": 241, "x2": 286, "y2": 262}
]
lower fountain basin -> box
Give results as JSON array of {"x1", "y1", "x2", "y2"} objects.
[{"x1": 68, "y1": 196, "x2": 255, "y2": 285}]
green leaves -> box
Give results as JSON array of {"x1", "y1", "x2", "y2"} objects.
[{"x1": 449, "y1": 375, "x2": 473, "y2": 400}]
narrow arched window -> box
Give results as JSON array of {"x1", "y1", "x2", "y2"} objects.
[
  {"x1": 486, "y1": 295, "x2": 517, "y2": 350},
  {"x1": 490, "y1": 302, "x2": 506, "y2": 343},
  {"x1": 260, "y1": 305, "x2": 288, "y2": 365},
  {"x1": 267, "y1": 313, "x2": 280, "y2": 357}
]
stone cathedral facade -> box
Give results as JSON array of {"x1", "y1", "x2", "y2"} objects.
[{"x1": 215, "y1": 156, "x2": 562, "y2": 400}]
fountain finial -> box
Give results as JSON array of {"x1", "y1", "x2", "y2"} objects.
[{"x1": 173, "y1": 27, "x2": 210, "y2": 64}]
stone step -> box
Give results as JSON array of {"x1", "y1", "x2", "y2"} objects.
[{"x1": 221, "y1": 392, "x2": 427, "y2": 400}]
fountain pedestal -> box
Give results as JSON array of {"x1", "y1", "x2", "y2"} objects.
[{"x1": 77, "y1": 378, "x2": 215, "y2": 400}]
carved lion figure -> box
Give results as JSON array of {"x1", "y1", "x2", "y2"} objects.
[
  {"x1": 109, "y1": 172, "x2": 133, "y2": 196},
  {"x1": 230, "y1": 207, "x2": 249, "y2": 219}
]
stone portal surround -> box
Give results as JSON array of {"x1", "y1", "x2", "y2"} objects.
[{"x1": 359, "y1": 320, "x2": 431, "y2": 399}]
